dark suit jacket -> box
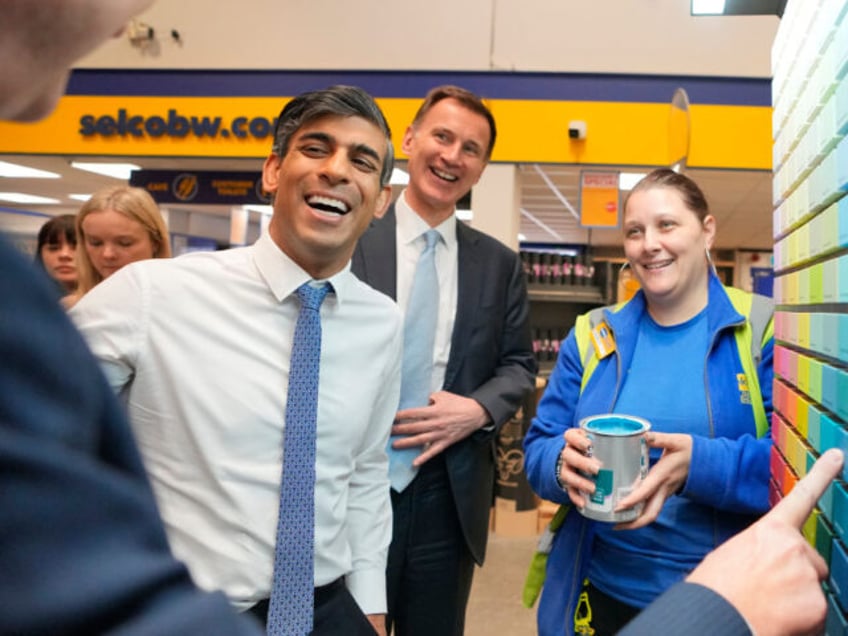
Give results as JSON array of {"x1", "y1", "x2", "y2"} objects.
[
  {"x1": 351, "y1": 205, "x2": 537, "y2": 564},
  {"x1": 0, "y1": 236, "x2": 261, "y2": 636},
  {"x1": 618, "y1": 582, "x2": 751, "y2": 635}
]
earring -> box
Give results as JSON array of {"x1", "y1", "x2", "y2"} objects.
[{"x1": 705, "y1": 247, "x2": 717, "y2": 275}]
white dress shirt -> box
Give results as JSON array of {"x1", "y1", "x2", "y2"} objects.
[
  {"x1": 395, "y1": 191, "x2": 458, "y2": 394},
  {"x1": 70, "y1": 232, "x2": 402, "y2": 615}
]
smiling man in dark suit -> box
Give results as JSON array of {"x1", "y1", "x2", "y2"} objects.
[{"x1": 352, "y1": 84, "x2": 537, "y2": 636}]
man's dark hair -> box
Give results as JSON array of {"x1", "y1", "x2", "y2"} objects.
[{"x1": 271, "y1": 85, "x2": 395, "y2": 187}]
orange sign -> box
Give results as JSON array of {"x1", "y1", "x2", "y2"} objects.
[{"x1": 579, "y1": 171, "x2": 620, "y2": 228}]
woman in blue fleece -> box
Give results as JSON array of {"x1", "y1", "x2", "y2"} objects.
[{"x1": 524, "y1": 169, "x2": 773, "y2": 636}]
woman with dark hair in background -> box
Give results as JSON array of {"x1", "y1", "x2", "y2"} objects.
[{"x1": 34, "y1": 214, "x2": 78, "y2": 296}]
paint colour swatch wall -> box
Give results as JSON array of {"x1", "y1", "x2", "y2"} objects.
[{"x1": 770, "y1": 1, "x2": 848, "y2": 633}]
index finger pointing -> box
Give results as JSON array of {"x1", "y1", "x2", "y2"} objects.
[{"x1": 771, "y1": 448, "x2": 844, "y2": 528}]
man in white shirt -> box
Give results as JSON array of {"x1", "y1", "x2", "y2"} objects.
[{"x1": 71, "y1": 85, "x2": 402, "y2": 636}]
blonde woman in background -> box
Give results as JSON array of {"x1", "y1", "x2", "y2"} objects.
[{"x1": 64, "y1": 185, "x2": 170, "y2": 308}]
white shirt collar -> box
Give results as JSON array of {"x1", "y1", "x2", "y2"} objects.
[
  {"x1": 252, "y1": 231, "x2": 352, "y2": 305},
  {"x1": 396, "y1": 189, "x2": 457, "y2": 249}
]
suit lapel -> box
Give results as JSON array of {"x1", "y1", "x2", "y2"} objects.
[
  {"x1": 359, "y1": 205, "x2": 399, "y2": 300},
  {"x1": 444, "y1": 220, "x2": 484, "y2": 388}
]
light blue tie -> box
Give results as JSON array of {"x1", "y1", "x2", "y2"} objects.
[
  {"x1": 389, "y1": 229, "x2": 440, "y2": 492},
  {"x1": 268, "y1": 282, "x2": 331, "y2": 636}
]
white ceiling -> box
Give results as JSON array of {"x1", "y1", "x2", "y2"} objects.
[
  {"x1": 516, "y1": 163, "x2": 775, "y2": 250},
  {"x1": 0, "y1": 153, "x2": 774, "y2": 251}
]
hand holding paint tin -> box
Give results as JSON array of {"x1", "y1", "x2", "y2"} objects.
[{"x1": 577, "y1": 414, "x2": 650, "y2": 523}]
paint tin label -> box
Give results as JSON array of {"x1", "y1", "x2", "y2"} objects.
[{"x1": 578, "y1": 414, "x2": 650, "y2": 523}]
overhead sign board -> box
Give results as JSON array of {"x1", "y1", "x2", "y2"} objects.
[{"x1": 130, "y1": 170, "x2": 269, "y2": 205}]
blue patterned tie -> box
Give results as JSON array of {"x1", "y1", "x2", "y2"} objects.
[
  {"x1": 389, "y1": 229, "x2": 440, "y2": 492},
  {"x1": 268, "y1": 282, "x2": 331, "y2": 636}
]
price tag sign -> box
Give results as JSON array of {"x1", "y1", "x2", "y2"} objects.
[{"x1": 579, "y1": 171, "x2": 620, "y2": 228}]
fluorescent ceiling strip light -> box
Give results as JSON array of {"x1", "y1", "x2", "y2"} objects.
[
  {"x1": 0, "y1": 160, "x2": 60, "y2": 179},
  {"x1": 520, "y1": 207, "x2": 563, "y2": 242},
  {"x1": 70, "y1": 161, "x2": 141, "y2": 180},
  {"x1": 692, "y1": 0, "x2": 726, "y2": 15},
  {"x1": 0, "y1": 192, "x2": 61, "y2": 204},
  {"x1": 69, "y1": 194, "x2": 92, "y2": 202},
  {"x1": 532, "y1": 164, "x2": 580, "y2": 221}
]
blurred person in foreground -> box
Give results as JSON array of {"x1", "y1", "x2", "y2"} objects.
[
  {"x1": 34, "y1": 214, "x2": 78, "y2": 296},
  {"x1": 64, "y1": 185, "x2": 171, "y2": 309},
  {"x1": 0, "y1": 0, "x2": 261, "y2": 634},
  {"x1": 620, "y1": 447, "x2": 843, "y2": 636}
]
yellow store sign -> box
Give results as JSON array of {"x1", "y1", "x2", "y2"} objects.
[{"x1": 0, "y1": 95, "x2": 772, "y2": 170}]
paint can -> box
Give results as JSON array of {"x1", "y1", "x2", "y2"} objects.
[{"x1": 577, "y1": 414, "x2": 651, "y2": 523}]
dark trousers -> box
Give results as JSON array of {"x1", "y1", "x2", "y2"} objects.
[
  {"x1": 247, "y1": 578, "x2": 376, "y2": 635},
  {"x1": 579, "y1": 581, "x2": 641, "y2": 636},
  {"x1": 387, "y1": 455, "x2": 476, "y2": 636}
]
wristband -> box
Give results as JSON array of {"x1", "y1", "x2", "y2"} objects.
[{"x1": 554, "y1": 447, "x2": 567, "y2": 491}]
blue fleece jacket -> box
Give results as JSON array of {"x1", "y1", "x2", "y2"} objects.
[{"x1": 524, "y1": 272, "x2": 773, "y2": 636}]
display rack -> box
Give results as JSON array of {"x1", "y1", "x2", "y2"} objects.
[{"x1": 770, "y1": 1, "x2": 848, "y2": 633}]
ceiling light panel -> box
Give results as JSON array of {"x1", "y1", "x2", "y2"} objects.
[
  {"x1": 70, "y1": 161, "x2": 141, "y2": 180},
  {"x1": 0, "y1": 160, "x2": 60, "y2": 179},
  {"x1": 0, "y1": 192, "x2": 61, "y2": 204},
  {"x1": 692, "y1": 0, "x2": 726, "y2": 14},
  {"x1": 619, "y1": 172, "x2": 648, "y2": 191}
]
